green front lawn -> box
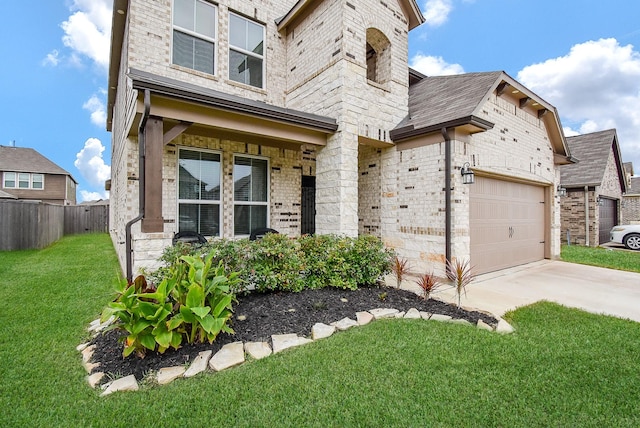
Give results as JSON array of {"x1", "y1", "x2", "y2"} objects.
[
  {"x1": 1, "y1": 234, "x2": 639, "y2": 427},
  {"x1": 562, "y1": 244, "x2": 640, "y2": 273}
]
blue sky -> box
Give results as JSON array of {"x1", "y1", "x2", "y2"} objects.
[{"x1": 1, "y1": 0, "x2": 639, "y2": 203}]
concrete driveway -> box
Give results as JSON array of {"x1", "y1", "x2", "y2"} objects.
[{"x1": 429, "y1": 260, "x2": 640, "y2": 322}]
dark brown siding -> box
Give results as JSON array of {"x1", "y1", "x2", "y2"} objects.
[{"x1": 0, "y1": 173, "x2": 71, "y2": 204}]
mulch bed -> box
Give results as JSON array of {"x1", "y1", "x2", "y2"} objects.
[{"x1": 88, "y1": 285, "x2": 497, "y2": 383}]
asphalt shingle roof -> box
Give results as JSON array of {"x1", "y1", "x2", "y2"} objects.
[
  {"x1": 629, "y1": 177, "x2": 640, "y2": 194},
  {"x1": 395, "y1": 71, "x2": 503, "y2": 132},
  {"x1": 0, "y1": 146, "x2": 73, "y2": 178},
  {"x1": 560, "y1": 129, "x2": 618, "y2": 187}
]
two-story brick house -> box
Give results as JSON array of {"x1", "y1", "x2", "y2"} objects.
[
  {"x1": 108, "y1": 0, "x2": 571, "y2": 280},
  {"x1": 0, "y1": 145, "x2": 77, "y2": 205}
]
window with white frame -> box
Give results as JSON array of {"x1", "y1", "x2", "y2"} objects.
[
  {"x1": 32, "y1": 174, "x2": 43, "y2": 189},
  {"x1": 172, "y1": 0, "x2": 217, "y2": 74},
  {"x1": 177, "y1": 148, "x2": 222, "y2": 236},
  {"x1": 3, "y1": 172, "x2": 44, "y2": 190},
  {"x1": 228, "y1": 13, "x2": 264, "y2": 88},
  {"x1": 233, "y1": 155, "x2": 268, "y2": 235},
  {"x1": 18, "y1": 173, "x2": 30, "y2": 189},
  {"x1": 3, "y1": 172, "x2": 16, "y2": 188}
]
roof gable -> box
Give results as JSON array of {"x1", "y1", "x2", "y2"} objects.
[
  {"x1": 0, "y1": 146, "x2": 74, "y2": 180},
  {"x1": 277, "y1": 0, "x2": 425, "y2": 31},
  {"x1": 560, "y1": 129, "x2": 627, "y2": 192},
  {"x1": 395, "y1": 71, "x2": 502, "y2": 133},
  {"x1": 391, "y1": 71, "x2": 570, "y2": 159}
]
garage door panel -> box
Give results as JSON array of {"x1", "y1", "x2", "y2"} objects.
[
  {"x1": 598, "y1": 198, "x2": 616, "y2": 244},
  {"x1": 471, "y1": 177, "x2": 545, "y2": 275}
]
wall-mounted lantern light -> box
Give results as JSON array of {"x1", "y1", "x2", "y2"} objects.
[
  {"x1": 557, "y1": 185, "x2": 567, "y2": 197},
  {"x1": 596, "y1": 196, "x2": 604, "y2": 206},
  {"x1": 461, "y1": 162, "x2": 475, "y2": 184}
]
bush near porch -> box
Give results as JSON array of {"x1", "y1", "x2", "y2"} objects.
[{"x1": 145, "y1": 233, "x2": 395, "y2": 293}]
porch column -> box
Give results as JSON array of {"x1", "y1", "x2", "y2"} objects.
[
  {"x1": 141, "y1": 116, "x2": 164, "y2": 232},
  {"x1": 315, "y1": 132, "x2": 359, "y2": 236}
]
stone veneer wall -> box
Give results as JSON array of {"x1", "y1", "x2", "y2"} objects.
[{"x1": 283, "y1": 0, "x2": 411, "y2": 236}]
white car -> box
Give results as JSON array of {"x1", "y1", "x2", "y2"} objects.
[{"x1": 610, "y1": 225, "x2": 640, "y2": 251}]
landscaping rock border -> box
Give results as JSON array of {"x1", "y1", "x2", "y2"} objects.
[{"x1": 80, "y1": 307, "x2": 514, "y2": 395}]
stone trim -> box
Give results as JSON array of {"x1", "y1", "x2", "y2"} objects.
[{"x1": 80, "y1": 307, "x2": 512, "y2": 395}]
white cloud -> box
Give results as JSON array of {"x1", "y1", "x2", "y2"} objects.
[
  {"x1": 423, "y1": 0, "x2": 453, "y2": 27},
  {"x1": 83, "y1": 94, "x2": 107, "y2": 127},
  {"x1": 410, "y1": 53, "x2": 465, "y2": 76},
  {"x1": 42, "y1": 50, "x2": 60, "y2": 66},
  {"x1": 60, "y1": 0, "x2": 112, "y2": 71},
  {"x1": 79, "y1": 190, "x2": 109, "y2": 203},
  {"x1": 74, "y1": 138, "x2": 111, "y2": 188},
  {"x1": 517, "y1": 38, "x2": 640, "y2": 171}
]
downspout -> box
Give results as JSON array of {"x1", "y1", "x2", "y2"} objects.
[
  {"x1": 584, "y1": 186, "x2": 589, "y2": 247},
  {"x1": 125, "y1": 89, "x2": 151, "y2": 282},
  {"x1": 442, "y1": 127, "x2": 452, "y2": 269}
]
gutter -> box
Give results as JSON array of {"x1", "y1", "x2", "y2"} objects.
[
  {"x1": 125, "y1": 89, "x2": 150, "y2": 282},
  {"x1": 391, "y1": 116, "x2": 493, "y2": 143},
  {"x1": 442, "y1": 127, "x2": 452, "y2": 269},
  {"x1": 584, "y1": 186, "x2": 589, "y2": 247}
]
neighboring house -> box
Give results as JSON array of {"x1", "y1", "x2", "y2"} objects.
[
  {"x1": 107, "y1": 0, "x2": 571, "y2": 279},
  {"x1": 0, "y1": 145, "x2": 77, "y2": 205},
  {"x1": 622, "y1": 162, "x2": 640, "y2": 224},
  {"x1": 560, "y1": 129, "x2": 627, "y2": 246},
  {"x1": 0, "y1": 189, "x2": 18, "y2": 199}
]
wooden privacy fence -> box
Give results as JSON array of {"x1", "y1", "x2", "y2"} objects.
[{"x1": 0, "y1": 200, "x2": 109, "y2": 251}]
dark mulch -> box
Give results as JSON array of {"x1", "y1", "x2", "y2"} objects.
[{"x1": 88, "y1": 285, "x2": 497, "y2": 383}]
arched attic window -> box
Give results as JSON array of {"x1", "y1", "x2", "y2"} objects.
[{"x1": 366, "y1": 28, "x2": 391, "y2": 85}]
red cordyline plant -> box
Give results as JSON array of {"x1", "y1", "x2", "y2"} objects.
[
  {"x1": 415, "y1": 271, "x2": 441, "y2": 300},
  {"x1": 446, "y1": 258, "x2": 475, "y2": 308},
  {"x1": 391, "y1": 255, "x2": 411, "y2": 288}
]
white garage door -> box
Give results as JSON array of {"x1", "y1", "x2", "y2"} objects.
[{"x1": 470, "y1": 177, "x2": 546, "y2": 275}]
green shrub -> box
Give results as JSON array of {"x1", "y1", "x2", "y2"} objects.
[
  {"x1": 299, "y1": 234, "x2": 393, "y2": 290},
  {"x1": 299, "y1": 235, "x2": 347, "y2": 289},
  {"x1": 347, "y1": 235, "x2": 394, "y2": 287},
  {"x1": 148, "y1": 234, "x2": 394, "y2": 294},
  {"x1": 245, "y1": 233, "x2": 305, "y2": 292},
  {"x1": 101, "y1": 254, "x2": 238, "y2": 358}
]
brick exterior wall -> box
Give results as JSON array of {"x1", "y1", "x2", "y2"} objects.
[
  {"x1": 379, "y1": 92, "x2": 562, "y2": 275},
  {"x1": 623, "y1": 195, "x2": 640, "y2": 224}
]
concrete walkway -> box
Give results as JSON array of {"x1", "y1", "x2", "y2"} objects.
[{"x1": 420, "y1": 260, "x2": 640, "y2": 322}]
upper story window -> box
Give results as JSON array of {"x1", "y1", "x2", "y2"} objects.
[
  {"x1": 3, "y1": 172, "x2": 15, "y2": 188},
  {"x1": 31, "y1": 174, "x2": 44, "y2": 189},
  {"x1": 177, "y1": 148, "x2": 222, "y2": 236},
  {"x1": 228, "y1": 13, "x2": 264, "y2": 88},
  {"x1": 172, "y1": 0, "x2": 217, "y2": 75},
  {"x1": 3, "y1": 172, "x2": 44, "y2": 190}
]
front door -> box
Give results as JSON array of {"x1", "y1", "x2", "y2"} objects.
[{"x1": 301, "y1": 176, "x2": 316, "y2": 235}]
